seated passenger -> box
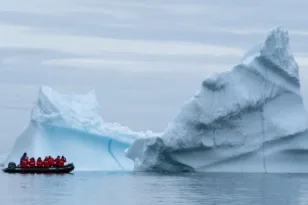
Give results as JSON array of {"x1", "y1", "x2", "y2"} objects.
[
  {"x1": 59, "y1": 157, "x2": 65, "y2": 167},
  {"x1": 61, "y1": 156, "x2": 66, "y2": 164},
  {"x1": 21, "y1": 158, "x2": 28, "y2": 168},
  {"x1": 55, "y1": 156, "x2": 61, "y2": 167},
  {"x1": 20, "y1": 152, "x2": 27, "y2": 165},
  {"x1": 44, "y1": 160, "x2": 49, "y2": 168},
  {"x1": 36, "y1": 157, "x2": 43, "y2": 167},
  {"x1": 29, "y1": 157, "x2": 35, "y2": 167},
  {"x1": 44, "y1": 156, "x2": 48, "y2": 162},
  {"x1": 48, "y1": 156, "x2": 55, "y2": 167},
  {"x1": 43, "y1": 156, "x2": 49, "y2": 168}
]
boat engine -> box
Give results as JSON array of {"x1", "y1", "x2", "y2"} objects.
[{"x1": 8, "y1": 162, "x2": 16, "y2": 168}]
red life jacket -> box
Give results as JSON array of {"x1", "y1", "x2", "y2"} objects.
[
  {"x1": 61, "y1": 157, "x2": 66, "y2": 163},
  {"x1": 29, "y1": 158, "x2": 35, "y2": 167},
  {"x1": 21, "y1": 159, "x2": 28, "y2": 168},
  {"x1": 57, "y1": 158, "x2": 64, "y2": 167},
  {"x1": 48, "y1": 157, "x2": 54, "y2": 166},
  {"x1": 43, "y1": 157, "x2": 49, "y2": 167},
  {"x1": 37, "y1": 158, "x2": 43, "y2": 167},
  {"x1": 44, "y1": 160, "x2": 49, "y2": 167},
  {"x1": 55, "y1": 157, "x2": 61, "y2": 166}
]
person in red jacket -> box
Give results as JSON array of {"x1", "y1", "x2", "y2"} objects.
[
  {"x1": 25, "y1": 156, "x2": 29, "y2": 165},
  {"x1": 36, "y1": 157, "x2": 43, "y2": 168},
  {"x1": 55, "y1": 156, "x2": 61, "y2": 167},
  {"x1": 21, "y1": 157, "x2": 29, "y2": 168},
  {"x1": 59, "y1": 157, "x2": 65, "y2": 167},
  {"x1": 20, "y1": 152, "x2": 27, "y2": 166},
  {"x1": 61, "y1": 156, "x2": 66, "y2": 164},
  {"x1": 44, "y1": 156, "x2": 48, "y2": 162},
  {"x1": 29, "y1": 157, "x2": 35, "y2": 167},
  {"x1": 43, "y1": 156, "x2": 49, "y2": 168},
  {"x1": 48, "y1": 156, "x2": 55, "y2": 167}
]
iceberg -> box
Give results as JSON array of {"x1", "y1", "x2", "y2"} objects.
[
  {"x1": 126, "y1": 26, "x2": 308, "y2": 173},
  {"x1": 3, "y1": 86, "x2": 158, "y2": 171}
]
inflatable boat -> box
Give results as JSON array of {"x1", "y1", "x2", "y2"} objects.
[{"x1": 2, "y1": 162, "x2": 74, "y2": 174}]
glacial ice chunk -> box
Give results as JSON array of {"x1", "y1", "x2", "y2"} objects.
[
  {"x1": 4, "y1": 85, "x2": 158, "y2": 171},
  {"x1": 126, "y1": 26, "x2": 308, "y2": 173}
]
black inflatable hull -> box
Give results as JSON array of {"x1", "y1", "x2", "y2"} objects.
[{"x1": 2, "y1": 163, "x2": 74, "y2": 174}]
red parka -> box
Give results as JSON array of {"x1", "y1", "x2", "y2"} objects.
[
  {"x1": 29, "y1": 157, "x2": 35, "y2": 167},
  {"x1": 37, "y1": 157, "x2": 43, "y2": 167},
  {"x1": 21, "y1": 158, "x2": 29, "y2": 168}
]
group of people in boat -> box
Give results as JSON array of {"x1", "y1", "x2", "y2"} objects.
[{"x1": 19, "y1": 153, "x2": 67, "y2": 168}]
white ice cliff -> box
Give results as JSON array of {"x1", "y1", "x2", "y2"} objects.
[
  {"x1": 126, "y1": 27, "x2": 308, "y2": 173},
  {"x1": 4, "y1": 86, "x2": 157, "y2": 171}
]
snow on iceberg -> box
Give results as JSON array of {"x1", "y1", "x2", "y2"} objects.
[
  {"x1": 126, "y1": 26, "x2": 308, "y2": 173},
  {"x1": 4, "y1": 85, "x2": 157, "y2": 171}
]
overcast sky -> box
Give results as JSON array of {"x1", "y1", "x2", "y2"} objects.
[{"x1": 0, "y1": 0, "x2": 308, "y2": 154}]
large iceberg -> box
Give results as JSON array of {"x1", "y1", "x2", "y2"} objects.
[
  {"x1": 4, "y1": 86, "x2": 157, "y2": 171},
  {"x1": 126, "y1": 26, "x2": 308, "y2": 173}
]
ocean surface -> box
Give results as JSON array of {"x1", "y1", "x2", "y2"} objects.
[{"x1": 1, "y1": 171, "x2": 307, "y2": 205}]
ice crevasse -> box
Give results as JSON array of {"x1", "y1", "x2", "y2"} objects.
[
  {"x1": 3, "y1": 86, "x2": 158, "y2": 171},
  {"x1": 126, "y1": 26, "x2": 308, "y2": 173}
]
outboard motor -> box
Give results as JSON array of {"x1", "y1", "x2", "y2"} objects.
[{"x1": 8, "y1": 162, "x2": 16, "y2": 169}]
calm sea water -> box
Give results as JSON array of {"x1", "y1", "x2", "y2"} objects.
[{"x1": 1, "y1": 171, "x2": 308, "y2": 205}]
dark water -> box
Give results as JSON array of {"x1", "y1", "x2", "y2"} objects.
[{"x1": 1, "y1": 171, "x2": 308, "y2": 205}]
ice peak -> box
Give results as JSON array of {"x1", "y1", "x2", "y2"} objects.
[
  {"x1": 242, "y1": 26, "x2": 299, "y2": 81},
  {"x1": 32, "y1": 85, "x2": 104, "y2": 130},
  {"x1": 260, "y1": 26, "x2": 299, "y2": 79},
  {"x1": 264, "y1": 26, "x2": 289, "y2": 46}
]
